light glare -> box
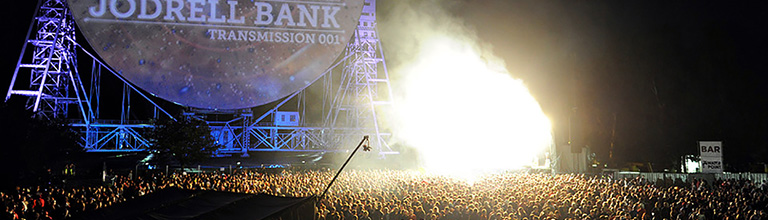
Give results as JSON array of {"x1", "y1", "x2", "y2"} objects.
[{"x1": 394, "y1": 36, "x2": 552, "y2": 177}]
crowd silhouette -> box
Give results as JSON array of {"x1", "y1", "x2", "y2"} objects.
[{"x1": 2, "y1": 169, "x2": 768, "y2": 219}]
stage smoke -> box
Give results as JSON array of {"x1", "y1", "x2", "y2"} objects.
[{"x1": 380, "y1": 1, "x2": 552, "y2": 179}]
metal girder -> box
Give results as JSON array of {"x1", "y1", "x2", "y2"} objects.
[
  {"x1": 324, "y1": 0, "x2": 396, "y2": 154},
  {"x1": 6, "y1": 0, "x2": 80, "y2": 120},
  {"x1": 213, "y1": 0, "x2": 396, "y2": 154},
  {"x1": 6, "y1": 0, "x2": 175, "y2": 152},
  {"x1": 8, "y1": 0, "x2": 394, "y2": 155},
  {"x1": 71, "y1": 124, "x2": 153, "y2": 152}
]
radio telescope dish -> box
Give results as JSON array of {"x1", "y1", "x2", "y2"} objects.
[{"x1": 68, "y1": 0, "x2": 364, "y2": 109}]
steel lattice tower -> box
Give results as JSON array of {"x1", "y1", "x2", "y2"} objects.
[
  {"x1": 325, "y1": 0, "x2": 395, "y2": 153},
  {"x1": 6, "y1": 0, "x2": 174, "y2": 152},
  {"x1": 212, "y1": 0, "x2": 396, "y2": 154},
  {"x1": 6, "y1": 0, "x2": 89, "y2": 120},
  {"x1": 6, "y1": 0, "x2": 395, "y2": 155},
  {"x1": 208, "y1": 0, "x2": 395, "y2": 154}
]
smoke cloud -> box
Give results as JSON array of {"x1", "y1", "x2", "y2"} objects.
[{"x1": 376, "y1": 1, "x2": 553, "y2": 175}]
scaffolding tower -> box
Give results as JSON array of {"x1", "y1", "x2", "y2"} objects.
[
  {"x1": 5, "y1": 0, "x2": 175, "y2": 152},
  {"x1": 5, "y1": 0, "x2": 86, "y2": 120},
  {"x1": 325, "y1": 0, "x2": 395, "y2": 154},
  {"x1": 7, "y1": 0, "x2": 395, "y2": 155},
  {"x1": 207, "y1": 0, "x2": 395, "y2": 155}
]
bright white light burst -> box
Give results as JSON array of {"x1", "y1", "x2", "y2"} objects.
[{"x1": 394, "y1": 36, "x2": 552, "y2": 178}]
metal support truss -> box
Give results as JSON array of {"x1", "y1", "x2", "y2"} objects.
[
  {"x1": 5, "y1": 0, "x2": 174, "y2": 152},
  {"x1": 324, "y1": 0, "x2": 395, "y2": 154},
  {"x1": 208, "y1": 0, "x2": 395, "y2": 154},
  {"x1": 6, "y1": 0, "x2": 86, "y2": 120},
  {"x1": 73, "y1": 46, "x2": 176, "y2": 152},
  {"x1": 184, "y1": 108, "x2": 255, "y2": 156},
  {"x1": 8, "y1": 0, "x2": 392, "y2": 155}
]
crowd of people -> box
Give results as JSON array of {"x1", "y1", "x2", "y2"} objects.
[
  {"x1": 2, "y1": 168, "x2": 768, "y2": 219},
  {"x1": 0, "y1": 174, "x2": 160, "y2": 220}
]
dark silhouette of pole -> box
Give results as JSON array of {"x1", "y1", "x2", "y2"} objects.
[{"x1": 320, "y1": 135, "x2": 370, "y2": 200}]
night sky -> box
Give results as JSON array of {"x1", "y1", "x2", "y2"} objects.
[
  {"x1": 3, "y1": 1, "x2": 768, "y2": 171},
  {"x1": 424, "y1": 1, "x2": 768, "y2": 169}
]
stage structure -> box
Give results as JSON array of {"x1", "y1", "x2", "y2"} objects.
[
  {"x1": 6, "y1": 0, "x2": 395, "y2": 155},
  {"x1": 6, "y1": 0, "x2": 176, "y2": 152},
  {"x1": 191, "y1": 0, "x2": 396, "y2": 156},
  {"x1": 324, "y1": 2, "x2": 395, "y2": 154},
  {"x1": 5, "y1": 0, "x2": 80, "y2": 120}
]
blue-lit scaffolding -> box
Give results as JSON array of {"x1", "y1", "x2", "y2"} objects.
[
  {"x1": 6, "y1": 0, "x2": 395, "y2": 155},
  {"x1": 203, "y1": 0, "x2": 396, "y2": 155},
  {"x1": 6, "y1": 0, "x2": 175, "y2": 152},
  {"x1": 6, "y1": 0, "x2": 82, "y2": 120}
]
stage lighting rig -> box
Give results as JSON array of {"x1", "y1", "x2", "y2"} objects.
[{"x1": 362, "y1": 135, "x2": 371, "y2": 151}]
